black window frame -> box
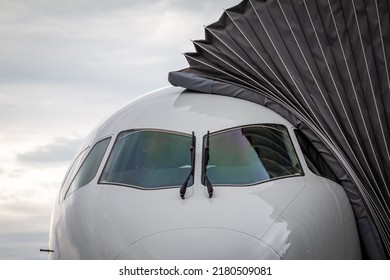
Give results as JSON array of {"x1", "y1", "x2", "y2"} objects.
[
  {"x1": 63, "y1": 137, "x2": 112, "y2": 200},
  {"x1": 98, "y1": 129, "x2": 195, "y2": 190},
  {"x1": 294, "y1": 129, "x2": 339, "y2": 183},
  {"x1": 60, "y1": 146, "x2": 90, "y2": 201},
  {"x1": 201, "y1": 124, "x2": 304, "y2": 187}
]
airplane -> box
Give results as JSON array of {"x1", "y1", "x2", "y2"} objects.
[{"x1": 47, "y1": 86, "x2": 362, "y2": 259}]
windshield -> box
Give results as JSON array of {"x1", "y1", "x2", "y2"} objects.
[
  {"x1": 99, "y1": 130, "x2": 193, "y2": 189},
  {"x1": 204, "y1": 124, "x2": 303, "y2": 185}
]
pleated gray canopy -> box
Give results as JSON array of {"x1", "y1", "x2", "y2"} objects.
[{"x1": 169, "y1": 0, "x2": 390, "y2": 259}]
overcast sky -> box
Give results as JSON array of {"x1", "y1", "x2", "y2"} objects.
[{"x1": 0, "y1": 0, "x2": 239, "y2": 259}]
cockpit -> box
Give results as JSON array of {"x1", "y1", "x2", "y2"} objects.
[{"x1": 61, "y1": 122, "x2": 304, "y2": 200}]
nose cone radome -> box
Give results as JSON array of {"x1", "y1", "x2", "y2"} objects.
[{"x1": 116, "y1": 228, "x2": 280, "y2": 259}]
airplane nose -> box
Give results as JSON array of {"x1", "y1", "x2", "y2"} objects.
[{"x1": 116, "y1": 228, "x2": 280, "y2": 259}]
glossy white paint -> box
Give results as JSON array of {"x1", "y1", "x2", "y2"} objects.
[{"x1": 49, "y1": 87, "x2": 361, "y2": 259}]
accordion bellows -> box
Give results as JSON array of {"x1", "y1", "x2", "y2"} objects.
[{"x1": 169, "y1": 0, "x2": 390, "y2": 259}]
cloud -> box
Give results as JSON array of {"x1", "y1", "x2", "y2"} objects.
[
  {"x1": 0, "y1": 0, "x2": 240, "y2": 260},
  {"x1": 17, "y1": 137, "x2": 83, "y2": 165},
  {"x1": 0, "y1": 200, "x2": 51, "y2": 259},
  {"x1": 0, "y1": 0, "x2": 238, "y2": 94},
  {"x1": 0, "y1": 232, "x2": 48, "y2": 260}
]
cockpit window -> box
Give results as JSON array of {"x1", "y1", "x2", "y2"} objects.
[
  {"x1": 204, "y1": 124, "x2": 303, "y2": 185},
  {"x1": 60, "y1": 146, "x2": 89, "y2": 200},
  {"x1": 64, "y1": 137, "x2": 111, "y2": 198},
  {"x1": 99, "y1": 130, "x2": 193, "y2": 189}
]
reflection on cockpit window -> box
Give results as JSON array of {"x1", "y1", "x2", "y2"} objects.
[
  {"x1": 64, "y1": 137, "x2": 111, "y2": 198},
  {"x1": 99, "y1": 130, "x2": 193, "y2": 189},
  {"x1": 205, "y1": 124, "x2": 303, "y2": 186}
]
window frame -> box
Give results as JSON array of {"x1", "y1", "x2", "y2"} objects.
[
  {"x1": 60, "y1": 146, "x2": 90, "y2": 201},
  {"x1": 294, "y1": 129, "x2": 339, "y2": 183},
  {"x1": 201, "y1": 124, "x2": 304, "y2": 187},
  {"x1": 62, "y1": 136, "x2": 112, "y2": 200},
  {"x1": 98, "y1": 128, "x2": 195, "y2": 191}
]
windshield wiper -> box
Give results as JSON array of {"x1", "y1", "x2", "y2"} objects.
[
  {"x1": 180, "y1": 132, "x2": 195, "y2": 199},
  {"x1": 203, "y1": 131, "x2": 214, "y2": 198}
]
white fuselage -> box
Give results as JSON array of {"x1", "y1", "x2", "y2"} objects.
[{"x1": 48, "y1": 87, "x2": 361, "y2": 259}]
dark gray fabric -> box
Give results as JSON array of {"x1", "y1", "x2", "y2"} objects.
[{"x1": 168, "y1": 0, "x2": 390, "y2": 259}]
